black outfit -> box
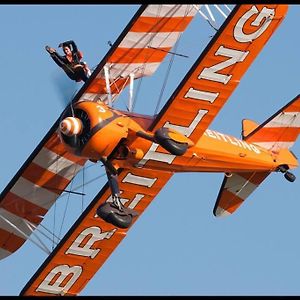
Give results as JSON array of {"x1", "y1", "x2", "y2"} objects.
[{"x1": 48, "y1": 40, "x2": 88, "y2": 83}]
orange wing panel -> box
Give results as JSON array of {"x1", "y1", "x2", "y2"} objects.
[
  {"x1": 20, "y1": 167, "x2": 173, "y2": 296},
  {"x1": 149, "y1": 5, "x2": 288, "y2": 144}
]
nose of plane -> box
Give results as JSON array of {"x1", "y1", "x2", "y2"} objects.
[{"x1": 60, "y1": 117, "x2": 83, "y2": 136}]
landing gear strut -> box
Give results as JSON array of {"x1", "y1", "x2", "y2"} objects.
[
  {"x1": 277, "y1": 164, "x2": 296, "y2": 183},
  {"x1": 96, "y1": 158, "x2": 138, "y2": 228}
]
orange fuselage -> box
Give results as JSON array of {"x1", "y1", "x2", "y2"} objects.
[
  {"x1": 59, "y1": 101, "x2": 298, "y2": 175},
  {"x1": 121, "y1": 128, "x2": 298, "y2": 174}
]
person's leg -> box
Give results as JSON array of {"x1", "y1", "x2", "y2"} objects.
[{"x1": 73, "y1": 66, "x2": 88, "y2": 82}]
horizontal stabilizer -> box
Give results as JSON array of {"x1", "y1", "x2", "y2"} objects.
[
  {"x1": 244, "y1": 94, "x2": 300, "y2": 153},
  {"x1": 213, "y1": 171, "x2": 270, "y2": 217}
]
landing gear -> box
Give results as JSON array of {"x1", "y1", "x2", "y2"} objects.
[
  {"x1": 136, "y1": 127, "x2": 191, "y2": 156},
  {"x1": 284, "y1": 171, "x2": 296, "y2": 182},
  {"x1": 154, "y1": 128, "x2": 188, "y2": 156},
  {"x1": 277, "y1": 164, "x2": 296, "y2": 183},
  {"x1": 96, "y1": 158, "x2": 138, "y2": 228}
]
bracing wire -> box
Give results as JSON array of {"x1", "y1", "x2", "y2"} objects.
[
  {"x1": 154, "y1": 34, "x2": 181, "y2": 115},
  {"x1": 81, "y1": 165, "x2": 85, "y2": 212}
]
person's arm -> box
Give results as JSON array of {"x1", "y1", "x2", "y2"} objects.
[
  {"x1": 59, "y1": 40, "x2": 78, "y2": 53},
  {"x1": 49, "y1": 51, "x2": 67, "y2": 68}
]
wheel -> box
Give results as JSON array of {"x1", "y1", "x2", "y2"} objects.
[
  {"x1": 106, "y1": 212, "x2": 132, "y2": 229},
  {"x1": 154, "y1": 128, "x2": 188, "y2": 156},
  {"x1": 284, "y1": 171, "x2": 296, "y2": 182},
  {"x1": 96, "y1": 202, "x2": 135, "y2": 228}
]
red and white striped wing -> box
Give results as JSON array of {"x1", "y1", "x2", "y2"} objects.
[
  {"x1": 213, "y1": 171, "x2": 270, "y2": 217},
  {"x1": 0, "y1": 131, "x2": 87, "y2": 259},
  {"x1": 245, "y1": 95, "x2": 300, "y2": 152},
  {"x1": 79, "y1": 5, "x2": 199, "y2": 103}
]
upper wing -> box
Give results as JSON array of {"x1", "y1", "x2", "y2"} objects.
[
  {"x1": 148, "y1": 5, "x2": 288, "y2": 143},
  {"x1": 20, "y1": 166, "x2": 173, "y2": 296},
  {"x1": 77, "y1": 4, "x2": 200, "y2": 104},
  {"x1": 0, "y1": 130, "x2": 87, "y2": 259},
  {"x1": 0, "y1": 4, "x2": 198, "y2": 260}
]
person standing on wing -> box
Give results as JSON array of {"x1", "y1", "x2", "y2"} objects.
[{"x1": 45, "y1": 40, "x2": 91, "y2": 83}]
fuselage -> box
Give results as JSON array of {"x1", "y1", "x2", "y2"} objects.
[
  {"x1": 59, "y1": 101, "x2": 298, "y2": 175},
  {"x1": 120, "y1": 127, "x2": 298, "y2": 174}
]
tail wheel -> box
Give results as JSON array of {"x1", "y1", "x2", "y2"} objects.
[
  {"x1": 154, "y1": 128, "x2": 188, "y2": 156},
  {"x1": 284, "y1": 171, "x2": 296, "y2": 182}
]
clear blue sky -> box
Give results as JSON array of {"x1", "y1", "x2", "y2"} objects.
[{"x1": 0, "y1": 4, "x2": 300, "y2": 296}]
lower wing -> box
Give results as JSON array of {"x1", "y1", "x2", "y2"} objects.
[{"x1": 20, "y1": 166, "x2": 173, "y2": 296}]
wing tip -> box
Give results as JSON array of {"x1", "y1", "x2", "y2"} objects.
[{"x1": 213, "y1": 206, "x2": 231, "y2": 217}]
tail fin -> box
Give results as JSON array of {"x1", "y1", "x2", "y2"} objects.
[
  {"x1": 242, "y1": 94, "x2": 300, "y2": 153},
  {"x1": 213, "y1": 171, "x2": 270, "y2": 217}
]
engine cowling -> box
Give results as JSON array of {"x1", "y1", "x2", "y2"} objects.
[{"x1": 58, "y1": 101, "x2": 129, "y2": 160}]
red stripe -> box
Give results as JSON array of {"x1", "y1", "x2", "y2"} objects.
[
  {"x1": 22, "y1": 162, "x2": 70, "y2": 193},
  {"x1": 0, "y1": 228, "x2": 25, "y2": 253},
  {"x1": 247, "y1": 127, "x2": 300, "y2": 143},
  {"x1": 44, "y1": 133, "x2": 86, "y2": 165},
  {"x1": 218, "y1": 190, "x2": 244, "y2": 214},
  {"x1": 1, "y1": 192, "x2": 47, "y2": 224},
  {"x1": 86, "y1": 78, "x2": 128, "y2": 95},
  {"x1": 238, "y1": 171, "x2": 269, "y2": 185}
]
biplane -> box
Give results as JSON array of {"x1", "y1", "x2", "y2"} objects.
[{"x1": 0, "y1": 4, "x2": 293, "y2": 296}]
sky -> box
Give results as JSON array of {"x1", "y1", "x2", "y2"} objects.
[{"x1": 0, "y1": 4, "x2": 300, "y2": 296}]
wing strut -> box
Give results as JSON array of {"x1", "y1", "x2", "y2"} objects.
[{"x1": 128, "y1": 72, "x2": 135, "y2": 112}]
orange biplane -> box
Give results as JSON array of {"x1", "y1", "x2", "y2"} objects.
[{"x1": 0, "y1": 4, "x2": 294, "y2": 296}]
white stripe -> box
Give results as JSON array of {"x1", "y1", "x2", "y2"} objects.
[
  {"x1": 108, "y1": 62, "x2": 161, "y2": 78},
  {"x1": 122, "y1": 172, "x2": 157, "y2": 188},
  {"x1": 80, "y1": 93, "x2": 100, "y2": 102},
  {"x1": 72, "y1": 118, "x2": 81, "y2": 134},
  {"x1": 265, "y1": 112, "x2": 300, "y2": 128},
  {"x1": 119, "y1": 31, "x2": 181, "y2": 49},
  {"x1": 33, "y1": 147, "x2": 82, "y2": 181},
  {"x1": 0, "y1": 208, "x2": 32, "y2": 239},
  {"x1": 143, "y1": 5, "x2": 198, "y2": 18},
  {"x1": 11, "y1": 177, "x2": 58, "y2": 210},
  {"x1": 82, "y1": 93, "x2": 118, "y2": 104},
  {"x1": 225, "y1": 174, "x2": 257, "y2": 200},
  {"x1": 0, "y1": 248, "x2": 12, "y2": 260},
  {"x1": 253, "y1": 141, "x2": 294, "y2": 151},
  {"x1": 64, "y1": 119, "x2": 72, "y2": 134},
  {"x1": 215, "y1": 207, "x2": 231, "y2": 217}
]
